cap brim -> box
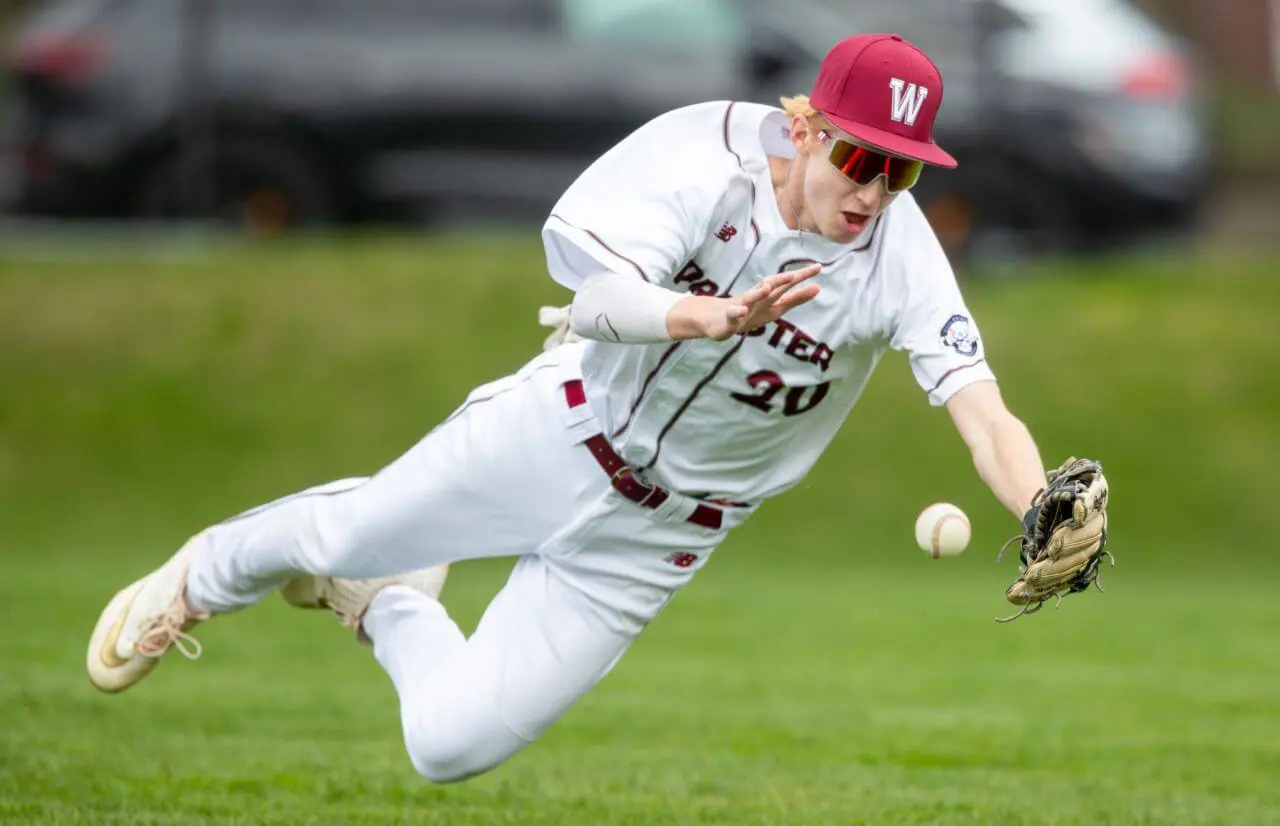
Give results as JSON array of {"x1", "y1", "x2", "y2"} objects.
[{"x1": 826, "y1": 112, "x2": 957, "y2": 168}]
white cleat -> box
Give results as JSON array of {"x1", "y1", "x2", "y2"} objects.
[
  {"x1": 86, "y1": 536, "x2": 211, "y2": 694},
  {"x1": 279, "y1": 564, "x2": 449, "y2": 644}
]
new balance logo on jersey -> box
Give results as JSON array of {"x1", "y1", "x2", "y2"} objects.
[
  {"x1": 888, "y1": 78, "x2": 928, "y2": 127},
  {"x1": 715, "y1": 223, "x2": 738, "y2": 243},
  {"x1": 664, "y1": 552, "x2": 699, "y2": 569}
]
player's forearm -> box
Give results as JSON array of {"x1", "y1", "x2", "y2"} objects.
[
  {"x1": 569, "y1": 274, "x2": 684, "y2": 343},
  {"x1": 665, "y1": 295, "x2": 727, "y2": 340},
  {"x1": 570, "y1": 274, "x2": 728, "y2": 343},
  {"x1": 969, "y1": 413, "x2": 1046, "y2": 519}
]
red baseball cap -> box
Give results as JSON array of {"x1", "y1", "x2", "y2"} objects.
[{"x1": 810, "y1": 34, "x2": 957, "y2": 168}]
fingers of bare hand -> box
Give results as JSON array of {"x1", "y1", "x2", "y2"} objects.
[
  {"x1": 749, "y1": 276, "x2": 778, "y2": 299},
  {"x1": 733, "y1": 296, "x2": 762, "y2": 321},
  {"x1": 767, "y1": 274, "x2": 795, "y2": 294},
  {"x1": 738, "y1": 266, "x2": 822, "y2": 320},
  {"x1": 774, "y1": 283, "x2": 821, "y2": 313},
  {"x1": 749, "y1": 284, "x2": 781, "y2": 309},
  {"x1": 769, "y1": 265, "x2": 820, "y2": 296},
  {"x1": 778, "y1": 263, "x2": 822, "y2": 284}
]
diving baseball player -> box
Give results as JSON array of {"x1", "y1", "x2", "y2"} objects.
[{"x1": 86, "y1": 34, "x2": 1110, "y2": 782}]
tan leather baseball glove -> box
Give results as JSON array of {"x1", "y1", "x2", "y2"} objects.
[{"x1": 997, "y1": 457, "x2": 1113, "y2": 622}]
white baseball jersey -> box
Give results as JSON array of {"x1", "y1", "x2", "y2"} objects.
[{"x1": 542, "y1": 101, "x2": 995, "y2": 503}]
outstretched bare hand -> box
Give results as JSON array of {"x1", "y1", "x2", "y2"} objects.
[{"x1": 693, "y1": 263, "x2": 823, "y2": 341}]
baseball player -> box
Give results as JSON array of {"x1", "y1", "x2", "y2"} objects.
[{"x1": 86, "y1": 35, "x2": 1109, "y2": 782}]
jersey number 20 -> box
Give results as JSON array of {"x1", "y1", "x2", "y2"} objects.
[{"x1": 730, "y1": 370, "x2": 830, "y2": 416}]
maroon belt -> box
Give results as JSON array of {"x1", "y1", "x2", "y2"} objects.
[{"x1": 563, "y1": 380, "x2": 722, "y2": 530}]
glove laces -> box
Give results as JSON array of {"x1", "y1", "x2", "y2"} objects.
[{"x1": 994, "y1": 531, "x2": 1116, "y2": 623}]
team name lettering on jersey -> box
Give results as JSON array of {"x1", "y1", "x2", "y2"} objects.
[
  {"x1": 674, "y1": 263, "x2": 835, "y2": 373},
  {"x1": 744, "y1": 319, "x2": 834, "y2": 372},
  {"x1": 673, "y1": 260, "x2": 719, "y2": 296}
]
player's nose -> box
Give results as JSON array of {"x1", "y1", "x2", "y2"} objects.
[{"x1": 848, "y1": 177, "x2": 891, "y2": 215}]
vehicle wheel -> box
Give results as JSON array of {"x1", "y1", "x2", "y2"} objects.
[{"x1": 136, "y1": 136, "x2": 334, "y2": 235}]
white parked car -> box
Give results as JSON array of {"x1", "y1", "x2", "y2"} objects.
[{"x1": 808, "y1": 0, "x2": 1211, "y2": 259}]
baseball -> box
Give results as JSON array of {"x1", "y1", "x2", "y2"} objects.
[{"x1": 915, "y1": 503, "x2": 971, "y2": 558}]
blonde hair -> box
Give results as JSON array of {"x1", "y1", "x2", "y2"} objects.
[{"x1": 779, "y1": 94, "x2": 835, "y2": 148}]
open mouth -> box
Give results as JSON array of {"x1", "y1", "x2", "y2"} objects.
[{"x1": 840, "y1": 211, "x2": 871, "y2": 233}]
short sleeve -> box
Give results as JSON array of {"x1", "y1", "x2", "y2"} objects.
[
  {"x1": 887, "y1": 199, "x2": 996, "y2": 406},
  {"x1": 541, "y1": 103, "x2": 732, "y2": 292}
]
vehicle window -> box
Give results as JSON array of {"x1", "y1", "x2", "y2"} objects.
[
  {"x1": 999, "y1": 0, "x2": 1168, "y2": 47},
  {"x1": 820, "y1": 0, "x2": 982, "y2": 64},
  {"x1": 561, "y1": 0, "x2": 746, "y2": 51},
  {"x1": 212, "y1": 0, "x2": 557, "y2": 29},
  {"x1": 20, "y1": 0, "x2": 130, "y2": 28},
  {"x1": 370, "y1": 0, "x2": 558, "y2": 27}
]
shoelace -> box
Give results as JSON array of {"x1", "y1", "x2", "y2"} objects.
[{"x1": 135, "y1": 600, "x2": 204, "y2": 659}]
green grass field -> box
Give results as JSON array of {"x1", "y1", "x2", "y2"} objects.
[{"x1": 2, "y1": 235, "x2": 1279, "y2": 824}]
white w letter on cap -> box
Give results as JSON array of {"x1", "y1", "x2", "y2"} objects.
[{"x1": 888, "y1": 77, "x2": 928, "y2": 126}]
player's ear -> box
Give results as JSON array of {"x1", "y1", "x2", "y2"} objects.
[{"x1": 789, "y1": 114, "x2": 813, "y2": 154}]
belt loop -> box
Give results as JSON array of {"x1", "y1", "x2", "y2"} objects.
[
  {"x1": 563, "y1": 379, "x2": 587, "y2": 408},
  {"x1": 689, "y1": 505, "x2": 723, "y2": 530},
  {"x1": 562, "y1": 380, "x2": 598, "y2": 443},
  {"x1": 638, "y1": 485, "x2": 664, "y2": 508}
]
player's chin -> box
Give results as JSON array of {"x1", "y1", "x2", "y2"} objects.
[{"x1": 820, "y1": 217, "x2": 859, "y2": 244}]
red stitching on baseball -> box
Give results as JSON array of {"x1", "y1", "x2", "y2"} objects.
[{"x1": 931, "y1": 513, "x2": 967, "y2": 558}]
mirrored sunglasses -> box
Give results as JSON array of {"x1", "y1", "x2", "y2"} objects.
[{"x1": 817, "y1": 130, "x2": 923, "y2": 194}]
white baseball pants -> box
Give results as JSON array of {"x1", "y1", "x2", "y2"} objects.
[{"x1": 184, "y1": 347, "x2": 754, "y2": 782}]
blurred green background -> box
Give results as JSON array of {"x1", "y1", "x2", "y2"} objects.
[
  {"x1": 2, "y1": 236, "x2": 1278, "y2": 570},
  {"x1": 2, "y1": 237, "x2": 1279, "y2": 824}
]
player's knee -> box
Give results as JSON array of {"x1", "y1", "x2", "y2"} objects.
[
  {"x1": 307, "y1": 504, "x2": 379, "y2": 577},
  {"x1": 279, "y1": 479, "x2": 377, "y2": 577},
  {"x1": 402, "y1": 716, "x2": 527, "y2": 785},
  {"x1": 404, "y1": 739, "x2": 505, "y2": 785},
  {"x1": 408, "y1": 752, "x2": 493, "y2": 785},
  {"x1": 316, "y1": 523, "x2": 368, "y2": 578}
]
